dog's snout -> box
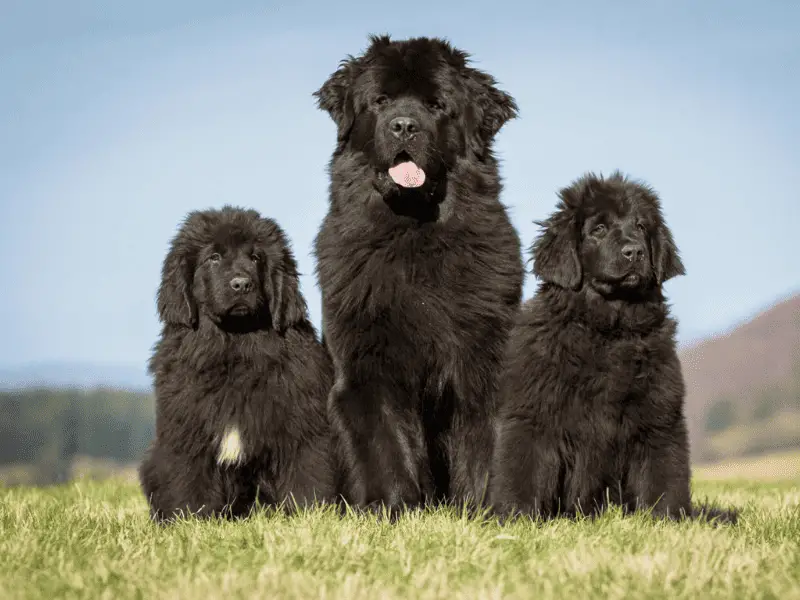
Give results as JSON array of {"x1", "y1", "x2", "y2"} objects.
[
  {"x1": 229, "y1": 276, "x2": 252, "y2": 293},
  {"x1": 389, "y1": 116, "x2": 419, "y2": 140},
  {"x1": 621, "y1": 243, "x2": 644, "y2": 262}
]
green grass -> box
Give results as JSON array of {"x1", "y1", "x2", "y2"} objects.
[{"x1": 1, "y1": 477, "x2": 799, "y2": 599}]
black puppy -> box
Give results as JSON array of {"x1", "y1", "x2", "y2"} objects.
[
  {"x1": 139, "y1": 206, "x2": 337, "y2": 522},
  {"x1": 313, "y1": 35, "x2": 523, "y2": 516},
  {"x1": 490, "y1": 172, "x2": 736, "y2": 523}
]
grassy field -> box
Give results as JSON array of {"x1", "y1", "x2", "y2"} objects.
[{"x1": 1, "y1": 466, "x2": 799, "y2": 600}]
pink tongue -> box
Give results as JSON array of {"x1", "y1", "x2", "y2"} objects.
[{"x1": 388, "y1": 161, "x2": 426, "y2": 188}]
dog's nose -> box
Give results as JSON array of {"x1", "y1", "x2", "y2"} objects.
[
  {"x1": 621, "y1": 243, "x2": 644, "y2": 262},
  {"x1": 229, "y1": 276, "x2": 252, "y2": 293},
  {"x1": 389, "y1": 116, "x2": 419, "y2": 139}
]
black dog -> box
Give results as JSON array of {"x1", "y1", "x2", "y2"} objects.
[
  {"x1": 490, "y1": 172, "x2": 736, "y2": 524},
  {"x1": 313, "y1": 35, "x2": 524, "y2": 515},
  {"x1": 139, "y1": 206, "x2": 337, "y2": 522}
]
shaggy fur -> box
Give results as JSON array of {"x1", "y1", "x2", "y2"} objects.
[
  {"x1": 313, "y1": 35, "x2": 524, "y2": 516},
  {"x1": 489, "y1": 172, "x2": 737, "y2": 524},
  {"x1": 139, "y1": 206, "x2": 337, "y2": 522}
]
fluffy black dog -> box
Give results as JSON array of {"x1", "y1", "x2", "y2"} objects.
[
  {"x1": 139, "y1": 206, "x2": 337, "y2": 522},
  {"x1": 313, "y1": 35, "x2": 524, "y2": 515},
  {"x1": 490, "y1": 172, "x2": 736, "y2": 524}
]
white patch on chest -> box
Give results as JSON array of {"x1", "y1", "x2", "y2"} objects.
[{"x1": 216, "y1": 426, "x2": 245, "y2": 467}]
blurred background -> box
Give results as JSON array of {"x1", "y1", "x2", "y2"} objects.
[{"x1": 1, "y1": 0, "x2": 798, "y2": 485}]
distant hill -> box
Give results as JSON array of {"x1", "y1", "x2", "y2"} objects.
[
  {"x1": 0, "y1": 361, "x2": 151, "y2": 392},
  {"x1": 680, "y1": 293, "x2": 800, "y2": 462}
]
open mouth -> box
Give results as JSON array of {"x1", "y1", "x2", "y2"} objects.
[
  {"x1": 388, "y1": 151, "x2": 426, "y2": 188},
  {"x1": 392, "y1": 151, "x2": 413, "y2": 166}
]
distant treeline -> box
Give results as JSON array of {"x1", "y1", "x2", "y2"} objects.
[
  {"x1": 701, "y1": 370, "x2": 800, "y2": 462},
  {"x1": 2, "y1": 377, "x2": 798, "y2": 485},
  {"x1": 0, "y1": 388, "x2": 154, "y2": 484}
]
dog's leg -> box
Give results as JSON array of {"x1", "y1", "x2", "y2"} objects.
[
  {"x1": 447, "y1": 407, "x2": 494, "y2": 513},
  {"x1": 488, "y1": 417, "x2": 562, "y2": 520},
  {"x1": 278, "y1": 435, "x2": 339, "y2": 513},
  {"x1": 328, "y1": 379, "x2": 425, "y2": 520},
  {"x1": 624, "y1": 422, "x2": 692, "y2": 520},
  {"x1": 139, "y1": 450, "x2": 172, "y2": 523},
  {"x1": 140, "y1": 446, "x2": 238, "y2": 523},
  {"x1": 561, "y1": 447, "x2": 608, "y2": 518}
]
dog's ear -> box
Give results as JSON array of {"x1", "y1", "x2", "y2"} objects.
[
  {"x1": 314, "y1": 58, "x2": 357, "y2": 143},
  {"x1": 266, "y1": 252, "x2": 309, "y2": 333},
  {"x1": 651, "y1": 220, "x2": 686, "y2": 284},
  {"x1": 156, "y1": 240, "x2": 198, "y2": 329},
  {"x1": 479, "y1": 81, "x2": 518, "y2": 142},
  {"x1": 531, "y1": 200, "x2": 582, "y2": 290},
  {"x1": 465, "y1": 68, "x2": 518, "y2": 156}
]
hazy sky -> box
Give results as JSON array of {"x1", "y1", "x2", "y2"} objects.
[{"x1": 1, "y1": 0, "x2": 798, "y2": 370}]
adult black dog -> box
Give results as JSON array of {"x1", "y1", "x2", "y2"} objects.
[
  {"x1": 139, "y1": 206, "x2": 337, "y2": 522},
  {"x1": 313, "y1": 35, "x2": 524, "y2": 515},
  {"x1": 490, "y1": 172, "x2": 736, "y2": 524}
]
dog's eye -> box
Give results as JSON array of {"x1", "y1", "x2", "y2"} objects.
[
  {"x1": 427, "y1": 98, "x2": 446, "y2": 112},
  {"x1": 250, "y1": 254, "x2": 260, "y2": 263},
  {"x1": 209, "y1": 253, "x2": 222, "y2": 263},
  {"x1": 637, "y1": 223, "x2": 647, "y2": 233},
  {"x1": 372, "y1": 95, "x2": 389, "y2": 107},
  {"x1": 591, "y1": 224, "x2": 606, "y2": 236}
]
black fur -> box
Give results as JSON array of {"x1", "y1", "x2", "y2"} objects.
[
  {"x1": 139, "y1": 206, "x2": 338, "y2": 522},
  {"x1": 489, "y1": 171, "x2": 737, "y2": 524},
  {"x1": 313, "y1": 35, "x2": 523, "y2": 516}
]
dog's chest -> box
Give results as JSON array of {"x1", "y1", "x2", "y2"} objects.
[
  {"x1": 206, "y1": 382, "x2": 268, "y2": 469},
  {"x1": 216, "y1": 425, "x2": 246, "y2": 467},
  {"x1": 196, "y1": 347, "x2": 286, "y2": 462},
  {"x1": 606, "y1": 339, "x2": 650, "y2": 388},
  {"x1": 574, "y1": 337, "x2": 653, "y2": 418},
  {"x1": 369, "y1": 230, "x2": 499, "y2": 309}
]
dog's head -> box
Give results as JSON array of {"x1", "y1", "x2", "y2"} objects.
[
  {"x1": 314, "y1": 34, "x2": 517, "y2": 195},
  {"x1": 531, "y1": 172, "x2": 685, "y2": 297},
  {"x1": 156, "y1": 206, "x2": 308, "y2": 333}
]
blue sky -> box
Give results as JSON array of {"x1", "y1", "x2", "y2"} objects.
[{"x1": 1, "y1": 0, "x2": 798, "y2": 370}]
